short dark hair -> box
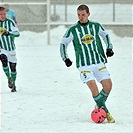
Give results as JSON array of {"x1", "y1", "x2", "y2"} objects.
[
  {"x1": 77, "y1": 4, "x2": 89, "y2": 13},
  {"x1": 0, "y1": 6, "x2": 5, "y2": 11}
]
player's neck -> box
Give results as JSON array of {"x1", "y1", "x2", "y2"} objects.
[{"x1": 78, "y1": 20, "x2": 89, "y2": 26}]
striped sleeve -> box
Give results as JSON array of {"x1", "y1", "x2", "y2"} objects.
[
  {"x1": 9, "y1": 20, "x2": 20, "y2": 37},
  {"x1": 60, "y1": 29, "x2": 73, "y2": 61},
  {"x1": 98, "y1": 24, "x2": 113, "y2": 49}
]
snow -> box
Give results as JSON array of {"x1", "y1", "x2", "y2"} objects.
[
  {"x1": 0, "y1": 25, "x2": 132, "y2": 132},
  {"x1": 0, "y1": 3, "x2": 132, "y2": 133}
]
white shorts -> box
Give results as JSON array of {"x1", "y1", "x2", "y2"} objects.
[
  {"x1": 78, "y1": 63, "x2": 111, "y2": 83},
  {"x1": 1, "y1": 49, "x2": 17, "y2": 63}
]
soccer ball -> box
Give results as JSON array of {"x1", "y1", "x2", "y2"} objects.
[{"x1": 91, "y1": 108, "x2": 106, "y2": 123}]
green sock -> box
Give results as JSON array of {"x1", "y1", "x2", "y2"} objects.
[
  {"x1": 100, "y1": 89, "x2": 109, "y2": 102},
  {"x1": 11, "y1": 71, "x2": 17, "y2": 85},
  {"x1": 93, "y1": 93, "x2": 109, "y2": 113},
  {"x1": 3, "y1": 66, "x2": 11, "y2": 79}
]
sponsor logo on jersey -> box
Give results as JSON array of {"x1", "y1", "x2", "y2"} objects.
[
  {"x1": 81, "y1": 34, "x2": 94, "y2": 45},
  {"x1": 0, "y1": 27, "x2": 6, "y2": 35}
]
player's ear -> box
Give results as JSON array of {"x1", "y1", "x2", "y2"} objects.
[{"x1": 88, "y1": 12, "x2": 90, "y2": 17}]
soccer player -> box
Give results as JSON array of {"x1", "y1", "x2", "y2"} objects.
[
  {"x1": 0, "y1": 6, "x2": 20, "y2": 92},
  {"x1": 4, "y1": 4, "x2": 18, "y2": 25},
  {"x1": 60, "y1": 4, "x2": 115, "y2": 123}
]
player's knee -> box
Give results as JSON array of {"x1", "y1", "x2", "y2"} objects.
[
  {"x1": 101, "y1": 79, "x2": 112, "y2": 93},
  {"x1": 9, "y1": 62, "x2": 16, "y2": 72},
  {"x1": 107, "y1": 83, "x2": 112, "y2": 92},
  {"x1": 1, "y1": 54, "x2": 8, "y2": 67}
]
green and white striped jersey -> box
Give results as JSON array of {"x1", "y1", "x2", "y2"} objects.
[
  {"x1": 0, "y1": 18, "x2": 20, "y2": 51},
  {"x1": 60, "y1": 21, "x2": 113, "y2": 68}
]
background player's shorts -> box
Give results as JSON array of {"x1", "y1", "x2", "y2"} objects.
[
  {"x1": 78, "y1": 63, "x2": 111, "y2": 83},
  {"x1": 1, "y1": 49, "x2": 17, "y2": 63}
]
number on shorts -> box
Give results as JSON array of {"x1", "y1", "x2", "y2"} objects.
[{"x1": 83, "y1": 73, "x2": 87, "y2": 78}]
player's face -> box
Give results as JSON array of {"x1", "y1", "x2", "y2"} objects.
[
  {"x1": 77, "y1": 10, "x2": 90, "y2": 24},
  {"x1": 0, "y1": 10, "x2": 6, "y2": 21}
]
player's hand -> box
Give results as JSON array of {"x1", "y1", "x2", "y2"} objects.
[
  {"x1": 64, "y1": 58, "x2": 72, "y2": 67},
  {"x1": 106, "y1": 49, "x2": 114, "y2": 57},
  {"x1": 2, "y1": 30, "x2": 9, "y2": 36}
]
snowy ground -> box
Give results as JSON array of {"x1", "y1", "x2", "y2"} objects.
[
  {"x1": 0, "y1": 3, "x2": 132, "y2": 133},
  {"x1": 0, "y1": 25, "x2": 132, "y2": 132}
]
